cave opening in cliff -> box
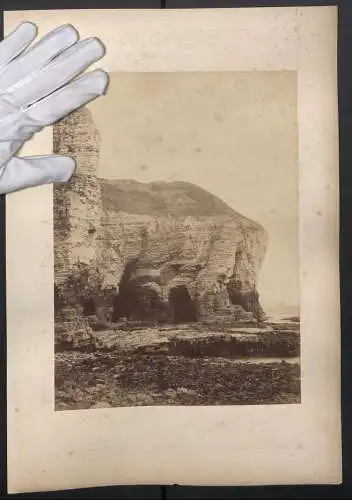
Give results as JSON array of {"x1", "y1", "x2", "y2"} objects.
[
  {"x1": 111, "y1": 259, "x2": 138, "y2": 322},
  {"x1": 228, "y1": 287, "x2": 246, "y2": 309},
  {"x1": 54, "y1": 284, "x2": 64, "y2": 313},
  {"x1": 169, "y1": 286, "x2": 197, "y2": 324},
  {"x1": 83, "y1": 298, "x2": 96, "y2": 316}
]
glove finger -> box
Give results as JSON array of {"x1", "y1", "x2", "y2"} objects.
[
  {"x1": 0, "y1": 139, "x2": 26, "y2": 169},
  {"x1": 10, "y1": 37, "x2": 105, "y2": 107},
  {"x1": 26, "y1": 69, "x2": 109, "y2": 125},
  {"x1": 0, "y1": 154, "x2": 76, "y2": 195},
  {"x1": 0, "y1": 70, "x2": 108, "y2": 147},
  {"x1": 0, "y1": 22, "x2": 37, "y2": 71},
  {"x1": 0, "y1": 24, "x2": 78, "y2": 93}
]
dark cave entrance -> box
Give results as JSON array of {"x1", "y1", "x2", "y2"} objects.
[
  {"x1": 112, "y1": 260, "x2": 199, "y2": 324},
  {"x1": 83, "y1": 298, "x2": 96, "y2": 316},
  {"x1": 111, "y1": 259, "x2": 138, "y2": 321},
  {"x1": 228, "y1": 288, "x2": 246, "y2": 309},
  {"x1": 169, "y1": 286, "x2": 197, "y2": 324},
  {"x1": 54, "y1": 284, "x2": 63, "y2": 313}
]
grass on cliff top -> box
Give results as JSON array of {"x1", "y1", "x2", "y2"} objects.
[{"x1": 100, "y1": 179, "x2": 263, "y2": 230}]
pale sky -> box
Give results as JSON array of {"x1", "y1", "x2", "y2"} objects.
[{"x1": 88, "y1": 71, "x2": 299, "y2": 312}]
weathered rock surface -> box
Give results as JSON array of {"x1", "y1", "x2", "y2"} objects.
[
  {"x1": 92, "y1": 325, "x2": 300, "y2": 359},
  {"x1": 54, "y1": 306, "x2": 96, "y2": 351},
  {"x1": 53, "y1": 108, "x2": 268, "y2": 327},
  {"x1": 100, "y1": 180, "x2": 268, "y2": 323}
]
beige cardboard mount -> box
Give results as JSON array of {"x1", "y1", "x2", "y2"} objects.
[{"x1": 5, "y1": 7, "x2": 341, "y2": 494}]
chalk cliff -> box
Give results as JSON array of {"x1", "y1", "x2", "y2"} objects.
[{"x1": 53, "y1": 108, "x2": 268, "y2": 331}]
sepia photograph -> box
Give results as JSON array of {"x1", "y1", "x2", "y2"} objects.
[
  {"x1": 5, "y1": 7, "x2": 341, "y2": 492},
  {"x1": 53, "y1": 71, "x2": 300, "y2": 410}
]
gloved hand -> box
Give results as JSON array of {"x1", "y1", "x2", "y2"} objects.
[{"x1": 0, "y1": 21, "x2": 109, "y2": 195}]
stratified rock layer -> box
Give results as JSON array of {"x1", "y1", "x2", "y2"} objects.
[{"x1": 53, "y1": 108, "x2": 268, "y2": 332}]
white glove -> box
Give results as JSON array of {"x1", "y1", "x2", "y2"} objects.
[{"x1": 0, "y1": 21, "x2": 109, "y2": 195}]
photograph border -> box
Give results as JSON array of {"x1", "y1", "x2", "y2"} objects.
[{"x1": 3, "y1": 2, "x2": 348, "y2": 491}]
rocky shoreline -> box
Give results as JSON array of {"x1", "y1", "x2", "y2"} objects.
[{"x1": 55, "y1": 318, "x2": 300, "y2": 410}]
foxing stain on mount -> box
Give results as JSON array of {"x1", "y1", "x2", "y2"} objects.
[{"x1": 53, "y1": 106, "x2": 300, "y2": 410}]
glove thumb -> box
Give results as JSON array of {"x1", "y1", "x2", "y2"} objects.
[{"x1": 0, "y1": 154, "x2": 76, "y2": 195}]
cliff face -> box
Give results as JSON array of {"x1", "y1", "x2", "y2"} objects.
[
  {"x1": 53, "y1": 108, "x2": 268, "y2": 330},
  {"x1": 53, "y1": 107, "x2": 102, "y2": 286},
  {"x1": 99, "y1": 180, "x2": 267, "y2": 323}
]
